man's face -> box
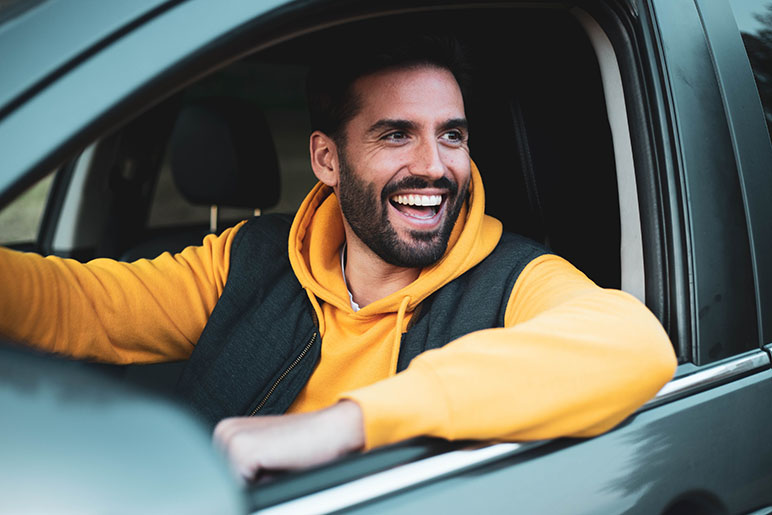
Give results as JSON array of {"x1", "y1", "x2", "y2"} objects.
[{"x1": 335, "y1": 65, "x2": 471, "y2": 268}]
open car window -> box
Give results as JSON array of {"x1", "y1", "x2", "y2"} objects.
[{"x1": 37, "y1": 7, "x2": 635, "y2": 294}]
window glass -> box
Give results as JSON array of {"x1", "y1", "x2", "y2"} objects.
[
  {"x1": 729, "y1": 0, "x2": 772, "y2": 140},
  {"x1": 0, "y1": 172, "x2": 55, "y2": 244}
]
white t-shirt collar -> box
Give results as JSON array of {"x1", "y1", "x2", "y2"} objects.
[{"x1": 340, "y1": 242, "x2": 361, "y2": 312}]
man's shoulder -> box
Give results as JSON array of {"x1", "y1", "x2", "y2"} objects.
[
  {"x1": 440, "y1": 231, "x2": 550, "y2": 295},
  {"x1": 236, "y1": 213, "x2": 294, "y2": 234},
  {"x1": 488, "y1": 231, "x2": 551, "y2": 264},
  {"x1": 231, "y1": 213, "x2": 294, "y2": 251},
  {"x1": 224, "y1": 214, "x2": 295, "y2": 276},
  {"x1": 461, "y1": 230, "x2": 552, "y2": 295}
]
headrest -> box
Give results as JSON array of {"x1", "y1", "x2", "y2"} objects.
[{"x1": 169, "y1": 97, "x2": 281, "y2": 209}]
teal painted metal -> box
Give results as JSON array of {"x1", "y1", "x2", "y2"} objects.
[
  {"x1": 650, "y1": 0, "x2": 759, "y2": 363},
  {"x1": 695, "y1": 0, "x2": 772, "y2": 348},
  {"x1": 0, "y1": 344, "x2": 246, "y2": 513},
  {"x1": 0, "y1": 0, "x2": 178, "y2": 113},
  {"x1": 0, "y1": 0, "x2": 288, "y2": 201}
]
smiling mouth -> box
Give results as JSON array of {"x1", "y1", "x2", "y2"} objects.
[{"x1": 389, "y1": 194, "x2": 444, "y2": 220}]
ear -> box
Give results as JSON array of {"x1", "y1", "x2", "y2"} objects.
[{"x1": 309, "y1": 131, "x2": 339, "y2": 187}]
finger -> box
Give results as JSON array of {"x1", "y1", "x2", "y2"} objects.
[
  {"x1": 227, "y1": 434, "x2": 264, "y2": 482},
  {"x1": 213, "y1": 417, "x2": 249, "y2": 449},
  {"x1": 212, "y1": 419, "x2": 235, "y2": 448}
]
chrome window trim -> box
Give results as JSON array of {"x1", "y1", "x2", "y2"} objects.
[
  {"x1": 256, "y1": 441, "x2": 544, "y2": 515},
  {"x1": 255, "y1": 350, "x2": 771, "y2": 514},
  {"x1": 644, "y1": 349, "x2": 770, "y2": 409}
]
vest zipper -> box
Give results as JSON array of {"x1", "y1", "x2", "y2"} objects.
[{"x1": 249, "y1": 331, "x2": 317, "y2": 416}]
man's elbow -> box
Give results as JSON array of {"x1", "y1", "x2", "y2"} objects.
[
  {"x1": 572, "y1": 294, "x2": 678, "y2": 439},
  {"x1": 630, "y1": 303, "x2": 678, "y2": 395}
]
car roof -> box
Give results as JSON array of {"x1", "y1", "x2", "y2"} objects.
[{"x1": 0, "y1": 0, "x2": 176, "y2": 116}]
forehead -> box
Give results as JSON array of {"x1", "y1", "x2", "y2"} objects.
[{"x1": 349, "y1": 65, "x2": 465, "y2": 123}]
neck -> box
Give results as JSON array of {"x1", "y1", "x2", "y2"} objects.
[{"x1": 343, "y1": 231, "x2": 420, "y2": 308}]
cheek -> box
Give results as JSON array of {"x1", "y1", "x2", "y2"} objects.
[
  {"x1": 439, "y1": 145, "x2": 469, "y2": 164},
  {"x1": 441, "y1": 152, "x2": 471, "y2": 182},
  {"x1": 362, "y1": 158, "x2": 409, "y2": 188}
]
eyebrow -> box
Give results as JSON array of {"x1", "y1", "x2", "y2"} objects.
[
  {"x1": 366, "y1": 119, "x2": 418, "y2": 136},
  {"x1": 439, "y1": 118, "x2": 469, "y2": 133},
  {"x1": 366, "y1": 117, "x2": 469, "y2": 136}
]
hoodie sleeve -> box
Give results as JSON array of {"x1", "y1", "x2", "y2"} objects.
[
  {"x1": 0, "y1": 221, "x2": 245, "y2": 364},
  {"x1": 342, "y1": 254, "x2": 677, "y2": 449}
]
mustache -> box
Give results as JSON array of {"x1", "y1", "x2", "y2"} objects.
[{"x1": 381, "y1": 176, "x2": 458, "y2": 202}]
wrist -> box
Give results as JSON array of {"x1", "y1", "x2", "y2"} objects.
[{"x1": 325, "y1": 400, "x2": 365, "y2": 454}]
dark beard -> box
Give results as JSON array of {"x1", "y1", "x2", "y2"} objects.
[{"x1": 337, "y1": 151, "x2": 468, "y2": 268}]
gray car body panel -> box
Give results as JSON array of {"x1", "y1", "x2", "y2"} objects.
[
  {"x1": 650, "y1": 0, "x2": 758, "y2": 364},
  {"x1": 693, "y1": 0, "x2": 772, "y2": 347},
  {"x1": 345, "y1": 368, "x2": 772, "y2": 514}
]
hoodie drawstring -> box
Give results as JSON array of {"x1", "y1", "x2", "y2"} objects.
[{"x1": 390, "y1": 296, "x2": 412, "y2": 373}]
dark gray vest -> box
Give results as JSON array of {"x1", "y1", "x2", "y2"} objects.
[{"x1": 175, "y1": 214, "x2": 548, "y2": 425}]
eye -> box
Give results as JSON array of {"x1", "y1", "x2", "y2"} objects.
[
  {"x1": 441, "y1": 130, "x2": 465, "y2": 144},
  {"x1": 383, "y1": 131, "x2": 408, "y2": 142}
]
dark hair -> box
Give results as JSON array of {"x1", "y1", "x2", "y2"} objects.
[{"x1": 306, "y1": 35, "x2": 472, "y2": 143}]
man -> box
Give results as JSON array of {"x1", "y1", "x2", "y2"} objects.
[{"x1": 0, "y1": 37, "x2": 677, "y2": 482}]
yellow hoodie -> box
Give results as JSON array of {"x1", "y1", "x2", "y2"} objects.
[
  {"x1": 284, "y1": 162, "x2": 676, "y2": 448},
  {"x1": 0, "y1": 163, "x2": 676, "y2": 450}
]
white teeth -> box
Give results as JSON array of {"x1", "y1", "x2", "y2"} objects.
[{"x1": 392, "y1": 194, "x2": 442, "y2": 206}]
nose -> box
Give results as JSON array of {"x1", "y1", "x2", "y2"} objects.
[{"x1": 410, "y1": 138, "x2": 446, "y2": 181}]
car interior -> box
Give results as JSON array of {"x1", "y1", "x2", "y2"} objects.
[
  {"x1": 7, "y1": 5, "x2": 647, "y2": 393},
  {"x1": 39, "y1": 9, "x2": 629, "y2": 278},
  {"x1": 1, "y1": 4, "x2": 659, "y2": 507}
]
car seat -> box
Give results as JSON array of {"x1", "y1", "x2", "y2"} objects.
[{"x1": 120, "y1": 96, "x2": 281, "y2": 261}]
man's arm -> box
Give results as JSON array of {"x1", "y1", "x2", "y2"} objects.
[
  {"x1": 344, "y1": 254, "x2": 677, "y2": 448},
  {"x1": 213, "y1": 400, "x2": 364, "y2": 482},
  {"x1": 212, "y1": 254, "x2": 676, "y2": 479},
  {"x1": 0, "y1": 221, "x2": 244, "y2": 363}
]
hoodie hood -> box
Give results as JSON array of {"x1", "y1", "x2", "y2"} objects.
[{"x1": 288, "y1": 161, "x2": 502, "y2": 318}]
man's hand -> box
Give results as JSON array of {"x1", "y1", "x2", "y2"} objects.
[{"x1": 213, "y1": 400, "x2": 365, "y2": 482}]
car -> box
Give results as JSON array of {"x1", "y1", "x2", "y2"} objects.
[{"x1": 1, "y1": 0, "x2": 771, "y2": 513}]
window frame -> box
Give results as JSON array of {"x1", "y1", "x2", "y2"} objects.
[
  {"x1": 703, "y1": 0, "x2": 772, "y2": 350},
  {"x1": 648, "y1": 0, "x2": 761, "y2": 364}
]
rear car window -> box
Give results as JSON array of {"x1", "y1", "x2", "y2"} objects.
[{"x1": 0, "y1": 171, "x2": 54, "y2": 245}]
